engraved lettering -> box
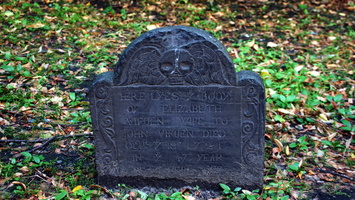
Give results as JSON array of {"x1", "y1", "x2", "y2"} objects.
[
  {"x1": 124, "y1": 140, "x2": 151, "y2": 150},
  {"x1": 125, "y1": 130, "x2": 149, "y2": 139},
  {"x1": 158, "y1": 129, "x2": 194, "y2": 138},
  {"x1": 168, "y1": 141, "x2": 182, "y2": 149},
  {"x1": 155, "y1": 152, "x2": 162, "y2": 161},
  {"x1": 213, "y1": 117, "x2": 229, "y2": 125},
  {"x1": 133, "y1": 154, "x2": 142, "y2": 161},
  {"x1": 203, "y1": 130, "x2": 226, "y2": 138},
  {"x1": 153, "y1": 140, "x2": 161, "y2": 149},
  {"x1": 205, "y1": 105, "x2": 222, "y2": 112},
  {"x1": 197, "y1": 154, "x2": 223, "y2": 162},
  {"x1": 176, "y1": 153, "x2": 189, "y2": 162},
  {"x1": 121, "y1": 92, "x2": 145, "y2": 101},
  {"x1": 187, "y1": 141, "x2": 201, "y2": 150},
  {"x1": 205, "y1": 142, "x2": 214, "y2": 150},
  {"x1": 200, "y1": 92, "x2": 232, "y2": 101},
  {"x1": 127, "y1": 106, "x2": 139, "y2": 113},
  {"x1": 162, "y1": 104, "x2": 222, "y2": 113},
  {"x1": 126, "y1": 117, "x2": 165, "y2": 125},
  {"x1": 151, "y1": 91, "x2": 179, "y2": 100},
  {"x1": 179, "y1": 117, "x2": 205, "y2": 125}
]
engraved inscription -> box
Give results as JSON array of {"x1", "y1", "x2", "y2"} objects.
[{"x1": 114, "y1": 86, "x2": 242, "y2": 169}]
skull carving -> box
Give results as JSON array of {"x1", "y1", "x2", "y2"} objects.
[{"x1": 159, "y1": 49, "x2": 194, "y2": 85}]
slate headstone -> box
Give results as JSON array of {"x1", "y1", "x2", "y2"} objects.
[{"x1": 89, "y1": 26, "x2": 265, "y2": 190}]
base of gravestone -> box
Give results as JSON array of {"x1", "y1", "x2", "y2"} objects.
[{"x1": 98, "y1": 175, "x2": 262, "y2": 192}]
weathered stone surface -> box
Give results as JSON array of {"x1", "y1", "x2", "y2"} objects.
[{"x1": 89, "y1": 26, "x2": 265, "y2": 190}]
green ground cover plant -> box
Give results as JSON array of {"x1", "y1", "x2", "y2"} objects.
[{"x1": 0, "y1": 0, "x2": 354, "y2": 199}]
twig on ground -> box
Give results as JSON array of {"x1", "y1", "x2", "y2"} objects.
[
  {"x1": 0, "y1": 138, "x2": 48, "y2": 143},
  {"x1": 57, "y1": 122, "x2": 89, "y2": 126},
  {"x1": 317, "y1": 168, "x2": 355, "y2": 181},
  {"x1": 27, "y1": 136, "x2": 58, "y2": 153},
  {"x1": 2, "y1": 133, "x2": 93, "y2": 157},
  {"x1": 0, "y1": 133, "x2": 93, "y2": 144}
]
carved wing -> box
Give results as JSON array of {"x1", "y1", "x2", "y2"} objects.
[
  {"x1": 118, "y1": 47, "x2": 165, "y2": 85},
  {"x1": 185, "y1": 43, "x2": 233, "y2": 85}
]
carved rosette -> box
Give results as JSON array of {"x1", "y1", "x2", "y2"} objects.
[{"x1": 90, "y1": 80, "x2": 117, "y2": 176}]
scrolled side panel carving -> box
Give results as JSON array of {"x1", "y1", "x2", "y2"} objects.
[
  {"x1": 237, "y1": 70, "x2": 265, "y2": 187},
  {"x1": 89, "y1": 72, "x2": 117, "y2": 176}
]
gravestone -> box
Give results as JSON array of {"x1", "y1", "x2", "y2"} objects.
[{"x1": 89, "y1": 26, "x2": 265, "y2": 190}]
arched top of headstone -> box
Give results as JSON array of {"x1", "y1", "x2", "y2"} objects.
[{"x1": 114, "y1": 26, "x2": 237, "y2": 86}]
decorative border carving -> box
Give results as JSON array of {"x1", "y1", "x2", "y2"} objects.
[
  {"x1": 242, "y1": 82, "x2": 260, "y2": 165},
  {"x1": 237, "y1": 71, "x2": 265, "y2": 173},
  {"x1": 91, "y1": 81, "x2": 117, "y2": 175}
]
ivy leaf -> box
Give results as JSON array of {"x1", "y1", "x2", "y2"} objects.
[
  {"x1": 55, "y1": 190, "x2": 68, "y2": 200},
  {"x1": 1, "y1": 65, "x2": 15, "y2": 72},
  {"x1": 220, "y1": 183, "x2": 231, "y2": 191},
  {"x1": 21, "y1": 152, "x2": 32, "y2": 159},
  {"x1": 334, "y1": 94, "x2": 343, "y2": 103},
  {"x1": 69, "y1": 92, "x2": 76, "y2": 101},
  {"x1": 33, "y1": 155, "x2": 41, "y2": 164}
]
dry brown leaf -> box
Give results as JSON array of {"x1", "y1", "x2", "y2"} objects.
[
  {"x1": 26, "y1": 23, "x2": 45, "y2": 29},
  {"x1": 267, "y1": 42, "x2": 278, "y2": 47},
  {"x1": 9, "y1": 181, "x2": 27, "y2": 191},
  {"x1": 0, "y1": 177, "x2": 10, "y2": 186},
  {"x1": 277, "y1": 108, "x2": 294, "y2": 115},
  {"x1": 285, "y1": 145, "x2": 290, "y2": 155},
  {"x1": 291, "y1": 190, "x2": 299, "y2": 199},
  {"x1": 274, "y1": 138, "x2": 284, "y2": 152},
  {"x1": 317, "y1": 173, "x2": 334, "y2": 182},
  {"x1": 20, "y1": 166, "x2": 30, "y2": 173},
  {"x1": 182, "y1": 195, "x2": 196, "y2": 200},
  {"x1": 90, "y1": 184, "x2": 110, "y2": 194}
]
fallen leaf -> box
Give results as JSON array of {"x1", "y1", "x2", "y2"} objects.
[
  {"x1": 261, "y1": 69, "x2": 270, "y2": 76},
  {"x1": 26, "y1": 23, "x2": 46, "y2": 29},
  {"x1": 267, "y1": 42, "x2": 278, "y2": 47},
  {"x1": 90, "y1": 184, "x2": 110, "y2": 194},
  {"x1": 277, "y1": 108, "x2": 294, "y2": 115},
  {"x1": 20, "y1": 166, "x2": 30, "y2": 173},
  {"x1": 14, "y1": 172, "x2": 23, "y2": 177},
  {"x1": 274, "y1": 138, "x2": 284, "y2": 152},
  {"x1": 4, "y1": 11, "x2": 14, "y2": 17},
  {"x1": 246, "y1": 40, "x2": 255, "y2": 47},
  {"x1": 72, "y1": 185, "x2": 82, "y2": 193},
  {"x1": 319, "y1": 113, "x2": 328, "y2": 121},
  {"x1": 182, "y1": 195, "x2": 196, "y2": 200},
  {"x1": 9, "y1": 181, "x2": 27, "y2": 191},
  {"x1": 291, "y1": 190, "x2": 299, "y2": 199},
  {"x1": 328, "y1": 36, "x2": 337, "y2": 41},
  {"x1": 147, "y1": 24, "x2": 158, "y2": 30},
  {"x1": 285, "y1": 145, "x2": 290, "y2": 155},
  {"x1": 294, "y1": 65, "x2": 304, "y2": 72},
  {"x1": 308, "y1": 71, "x2": 321, "y2": 76},
  {"x1": 317, "y1": 150, "x2": 325, "y2": 157}
]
